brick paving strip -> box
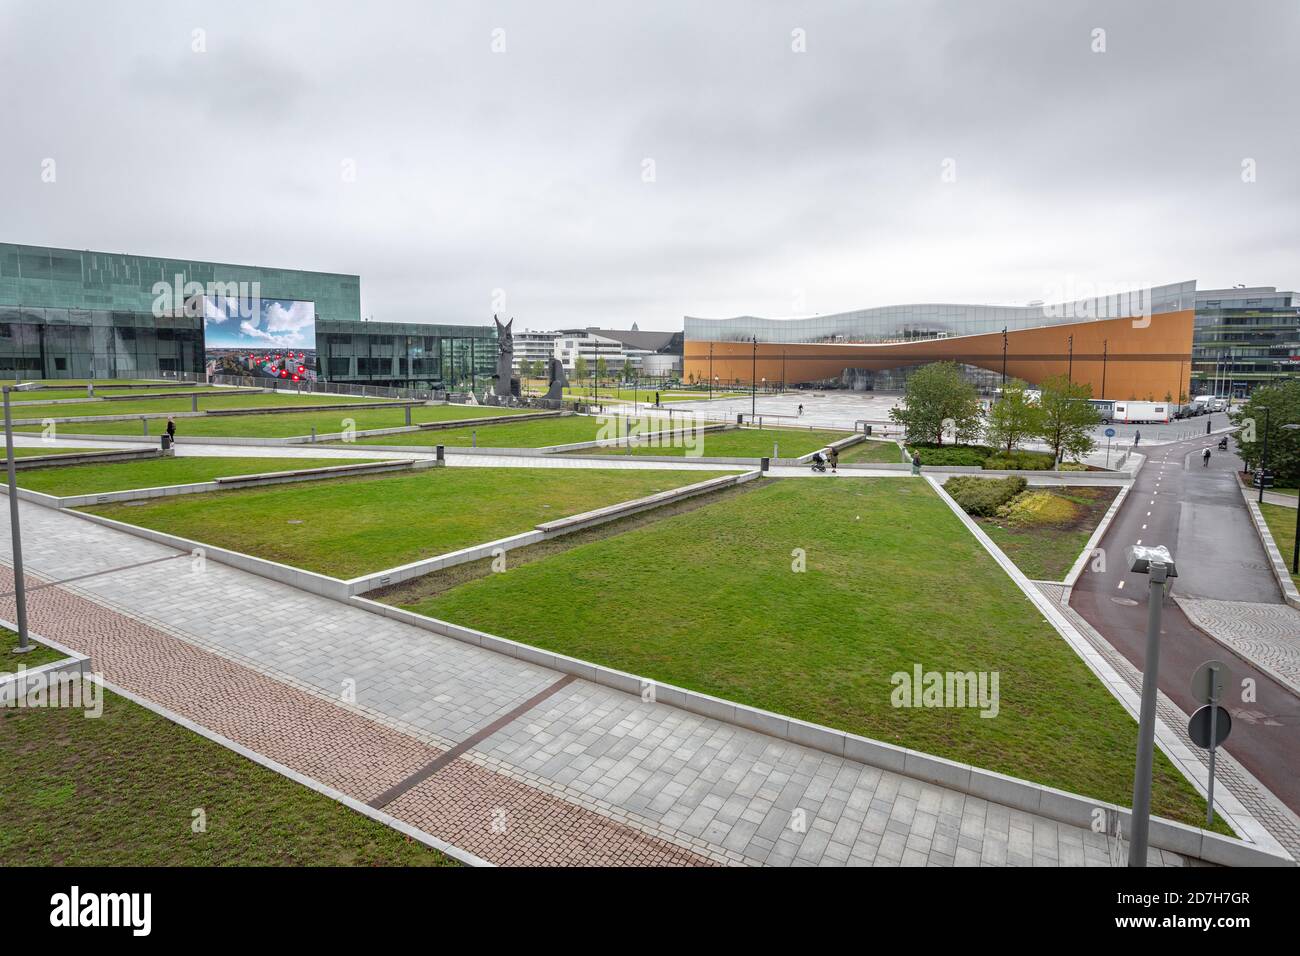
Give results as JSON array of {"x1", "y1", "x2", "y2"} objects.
[
  {"x1": 0, "y1": 500, "x2": 1193, "y2": 867},
  {"x1": 0, "y1": 567, "x2": 714, "y2": 867},
  {"x1": 1174, "y1": 597, "x2": 1300, "y2": 697}
]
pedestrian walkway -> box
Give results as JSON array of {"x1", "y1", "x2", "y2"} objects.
[
  {"x1": 1174, "y1": 597, "x2": 1300, "y2": 697},
  {"x1": 0, "y1": 499, "x2": 1186, "y2": 866}
]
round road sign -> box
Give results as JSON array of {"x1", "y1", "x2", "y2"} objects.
[
  {"x1": 1104, "y1": 427, "x2": 1116, "y2": 438},
  {"x1": 1188, "y1": 705, "x2": 1232, "y2": 749},
  {"x1": 1191, "y1": 660, "x2": 1230, "y2": 705}
]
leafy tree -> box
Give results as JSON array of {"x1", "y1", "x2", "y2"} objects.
[
  {"x1": 622, "y1": 359, "x2": 635, "y2": 382},
  {"x1": 1233, "y1": 380, "x2": 1300, "y2": 484},
  {"x1": 888, "y1": 362, "x2": 982, "y2": 445},
  {"x1": 1036, "y1": 374, "x2": 1101, "y2": 464},
  {"x1": 596, "y1": 356, "x2": 608, "y2": 381},
  {"x1": 573, "y1": 356, "x2": 588, "y2": 382},
  {"x1": 986, "y1": 380, "x2": 1045, "y2": 453}
]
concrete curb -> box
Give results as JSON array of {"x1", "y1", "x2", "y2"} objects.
[
  {"x1": 0, "y1": 458, "x2": 436, "y2": 509},
  {"x1": 15, "y1": 398, "x2": 416, "y2": 427},
  {"x1": 13, "y1": 447, "x2": 161, "y2": 470},
  {"x1": 0, "y1": 615, "x2": 93, "y2": 693},
  {"x1": 1172, "y1": 595, "x2": 1300, "y2": 699},
  {"x1": 923, "y1": 475, "x2": 1292, "y2": 865},
  {"x1": 1239, "y1": 485, "x2": 1300, "y2": 611}
]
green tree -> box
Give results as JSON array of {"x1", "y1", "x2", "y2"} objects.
[
  {"x1": 573, "y1": 356, "x2": 588, "y2": 383},
  {"x1": 1233, "y1": 380, "x2": 1300, "y2": 484},
  {"x1": 888, "y1": 362, "x2": 982, "y2": 445},
  {"x1": 1036, "y1": 375, "x2": 1101, "y2": 464},
  {"x1": 986, "y1": 380, "x2": 1046, "y2": 453},
  {"x1": 622, "y1": 358, "x2": 635, "y2": 382},
  {"x1": 596, "y1": 356, "x2": 608, "y2": 382}
]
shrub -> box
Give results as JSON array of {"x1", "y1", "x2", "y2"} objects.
[
  {"x1": 982, "y1": 450, "x2": 1056, "y2": 471},
  {"x1": 943, "y1": 475, "x2": 1028, "y2": 516},
  {"x1": 996, "y1": 490, "x2": 1080, "y2": 525},
  {"x1": 907, "y1": 443, "x2": 992, "y2": 467}
]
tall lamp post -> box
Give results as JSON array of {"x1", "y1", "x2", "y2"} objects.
[
  {"x1": 5, "y1": 382, "x2": 40, "y2": 654},
  {"x1": 1258, "y1": 405, "x2": 1270, "y2": 505},
  {"x1": 1001, "y1": 327, "x2": 1008, "y2": 388},
  {"x1": 1101, "y1": 339, "x2": 1108, "y2": 399},
  {"x1": 750, "y1": 336, "x2": 758, "y2": 421},
  {"x1": 1126, "y1": 544, "x2": 1178, "y2": 866},
  {"x1": 1066, "y1": 334, "x2": 1074, "y2": 385},
  {"x1": 1284, "y1": 423, "x2": 1300, "y2": 574},
  {"x1": 708, "y1": 343, "x2": 714, "y2": 400}
]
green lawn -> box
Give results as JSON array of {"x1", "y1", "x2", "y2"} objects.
[
  {"x1": 346, "y1": 415, "x2": 691, "y2": 449},
  {"x1": 1260, "y1": 502, "x2": 1300, "y2": 591},
  {"x1": 14, "y1": 390, "x2": 394, "y2": 420},
  {"x1": 1, "y1": 626, "x2": 69, "y2": 668},
  {"x1": 83, "y1": 467, "x2": 729, "y2": 578},
  {"x1": 837, "y1": 440, "x2": 906, "y2": 464},
  {"x1": 10, "y1": 446, "x2": 103, "y2": 458},
  {"x1": 976, "y1": 486, "x2": 1118, "y2": 581},
  {"x1": 17, "y1": 456, "x2": 384, "y2": 497},
  {"x1": 16, "y1": 385, "x2": 221, "y2": 402},
  {"x1": 0, "y1": 686, "x2": 455, "y2": 866},
  {"x1": 405, "y1": 478, "x2": 1221, "y2": 831},
  {"x1": 19, "y1": 403, "x2": 528, "y2": 439},
  {"x1": 575, "y1": 427, "x2": 851, "y2": 459}
]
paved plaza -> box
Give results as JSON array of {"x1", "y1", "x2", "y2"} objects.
[{"x1": 0, "y1": 496, "x2": 1190, "y2": 867}]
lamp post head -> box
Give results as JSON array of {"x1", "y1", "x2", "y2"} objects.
[{"x1": 1128, "y1": 544, "x2": 1178, "y2": 579}]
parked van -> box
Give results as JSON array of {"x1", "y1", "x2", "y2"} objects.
[{"x1": 1111, "y1": 401, "x2": 1170, "y2": 424}]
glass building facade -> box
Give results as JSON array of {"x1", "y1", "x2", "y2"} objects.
[
  {"x1": 0, "y1": 242, "x2": 499, "y2": 391},
  {"x1": 1191, "y1": 287, "x2": 1300, "y2": 397}
]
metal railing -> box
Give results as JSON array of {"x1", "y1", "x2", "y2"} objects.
[{"x1": 208, "y1": 374, "x2": 439, "y2": 402}]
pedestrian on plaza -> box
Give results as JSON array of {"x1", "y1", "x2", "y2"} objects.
[
  {"x1": 166, "y1": 416, "x2": 176, "y2": 442},
  {"x1": 911, "y1": 452, "x2": 921, "y2": 476},
  {"x1": 798, "y1": 403, "x2": 804, "y2": 417},
  {"x1": 1133, "y1": 429, "x2": 1141, "y2": 446},
  {"x1": 1202, "y1": 446, "x2": 1212, "y2": 467},
  {"x1": 828, "y1": 446, "x2": 839, "y2": 473}
]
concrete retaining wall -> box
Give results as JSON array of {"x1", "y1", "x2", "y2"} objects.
[{"x1": 13, "y1": 447, "x2": 161, "y2": 469}]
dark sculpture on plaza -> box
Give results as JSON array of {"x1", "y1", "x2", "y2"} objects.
[
  {"x1": 543, "y1": 356, "x2": 567, "y2": 401},
  {"x1": 491, "y1": 314, "x2": 521, "y2": 400}
]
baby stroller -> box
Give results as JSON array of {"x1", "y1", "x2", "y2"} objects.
[
  {"x1": 810, "y1": 452, "x2": 827, "y2": 473},
  {"x1": 1217, "y1": 435, "x2": 1229, "y2": 450}
]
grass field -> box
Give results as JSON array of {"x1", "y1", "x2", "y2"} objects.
[
  {"x1": 404, "y1": 478, "x2": 1221, "y2": 830},
  {"x1": 84, "y1": 466, "x2": 728, "y2": 578},
  {"x1": 0, "y1": 686, "x2": 455, "y2": 866},
  {"x1": 1260, "y1": 502, "x2": 1299, "y2": 590},
  {"x1": 976, "y1": 486, "x2": 1118, "y2": 580},
  {"x1": 575, "y1": 427, "x2": 851, "y2": 459},
  {"x1": 19, "y1": 403, "x2": 528, "y2": 439},
  {"x1": 836, "y1": 440, "x2": 906, "y2": 464},
  {"x1": 1, "y1": 627, "x2": 69, "y2": 669},
  {"x1": 346, "y1": 415, "x2": 693, "y2": 449},
  {"x1": 13, "y1": 390, "x2": 394, "y2": 420},
  {"x1": 17, "y1": 456, "x2": 384, "y2": 496}
]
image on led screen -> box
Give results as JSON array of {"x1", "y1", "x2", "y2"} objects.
[{"x1": 203, "y1": 295, "x2": 318, "y2": 381}]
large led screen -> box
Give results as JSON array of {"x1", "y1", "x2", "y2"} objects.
[{"x1": 203, "y1": 296, "x2": 318, "y2": 381}]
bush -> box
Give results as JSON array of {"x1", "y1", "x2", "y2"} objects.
[
  {"x1": 907, "y1": 443, "x2": 992, "y2": 467},
  {"x1": 982, "y1": 450, "x2": 1056, "y2": 471},
  {"x1": 996, "y1": 490, "x2": 1080, "y2": 525},
  {"x1": 943, "y1": 475, "x2": 1028, "y2": 516}
]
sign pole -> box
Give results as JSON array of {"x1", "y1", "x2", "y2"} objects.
[{"x1": 1206, "y1": 664, "x2": 1219, "y2": 827}]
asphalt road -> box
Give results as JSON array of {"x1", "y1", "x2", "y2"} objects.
[{"x1": 1071, "y1": 433, "x2": 1300, "y2": 815}]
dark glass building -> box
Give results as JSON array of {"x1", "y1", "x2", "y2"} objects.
[
  {"x1": 1191, "y1": 286, "x2": 1300, "y2": 397},
  {"x1": 0, "y1": 242, "x2": 495, "y2": 390}
]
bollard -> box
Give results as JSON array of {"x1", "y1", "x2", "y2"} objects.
[
  {"x1": 310, "y1": 426, "x2": 317, "y2": 443},
  {"x1": 472, "y1": 429, "x2": 477, "y2": 448},
  {"x1": 773, "y1": 442, "x2": 779, "y2": 459},
  {"x1": 192, "y1": 394, "x2": 198, "y2": 412},
  {"x1": 436, "y1": 444, "x2": 445, "y2": 464},
  {"x1": 142, "y1": 417, "x2": 148, "y2": 436},
  {"x1": 405, "y1": 406, "x2": 412, "y2": 426}
]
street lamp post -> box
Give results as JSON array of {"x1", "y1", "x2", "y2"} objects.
[
  {"x1": 1101, "y1": 339, "x2": 1108, "y2": 400},
  {"x1": 1126, "y1": 545, "x2": 1178, "y2": 866},
  {"x1": 1258, "y1": 405, "x2": 1270, "y2": 505},
  {"x1": 4, "y1": 382, "x2": 40, "y2": 654},
  {"x1": 1067, "y1": 334, "x2": 1074, "y2": 385},
  {"x1": 1284, "y1": 423, "x2": 1300, "y2": 574},
  {"x1": 708, "y1": 343, "x2": 714, "y2": 401},
  {"x1": 1001, "y1": 327, "x2": 1007, "y2": 388},
  {"x1": 750, "y1": 337, "x2": 757, "y2": 421}
]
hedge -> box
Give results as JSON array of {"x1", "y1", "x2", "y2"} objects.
[{"x1": 943, "y1": 475, "x2": 1029, "y2": 516}]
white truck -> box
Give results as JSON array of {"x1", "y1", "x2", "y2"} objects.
[{"x1": 1111, "y1": 401, "x2": 1170, "y2": 424}]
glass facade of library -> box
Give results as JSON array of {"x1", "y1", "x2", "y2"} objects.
[
  {"x1": 317, "y1": 320, "x2": 496, "y2": 391},
  {"x1": 0, "y1": 242, "x2": 500, "y2": 390}
]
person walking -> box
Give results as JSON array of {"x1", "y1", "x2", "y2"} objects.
[
  {"x1": 1202, "y1": 446, "x2": 1212, "y2": 467},
  {"x1": 1133, "y1": 429, "x2": 1141, "y2": 446},
  {"x1": 165, "y1": 416, "x2": 176, "y2": 445},
  {"x1": 828, "y1": 446, "x2": 839, "y2": 474},
  {"x1": 911, "y1": 452, "x2": 922, "y2": 476}
]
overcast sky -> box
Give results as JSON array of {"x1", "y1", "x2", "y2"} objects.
[{"x1": 2, "y1": 0, "x2": 1297, "y2": 330}]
